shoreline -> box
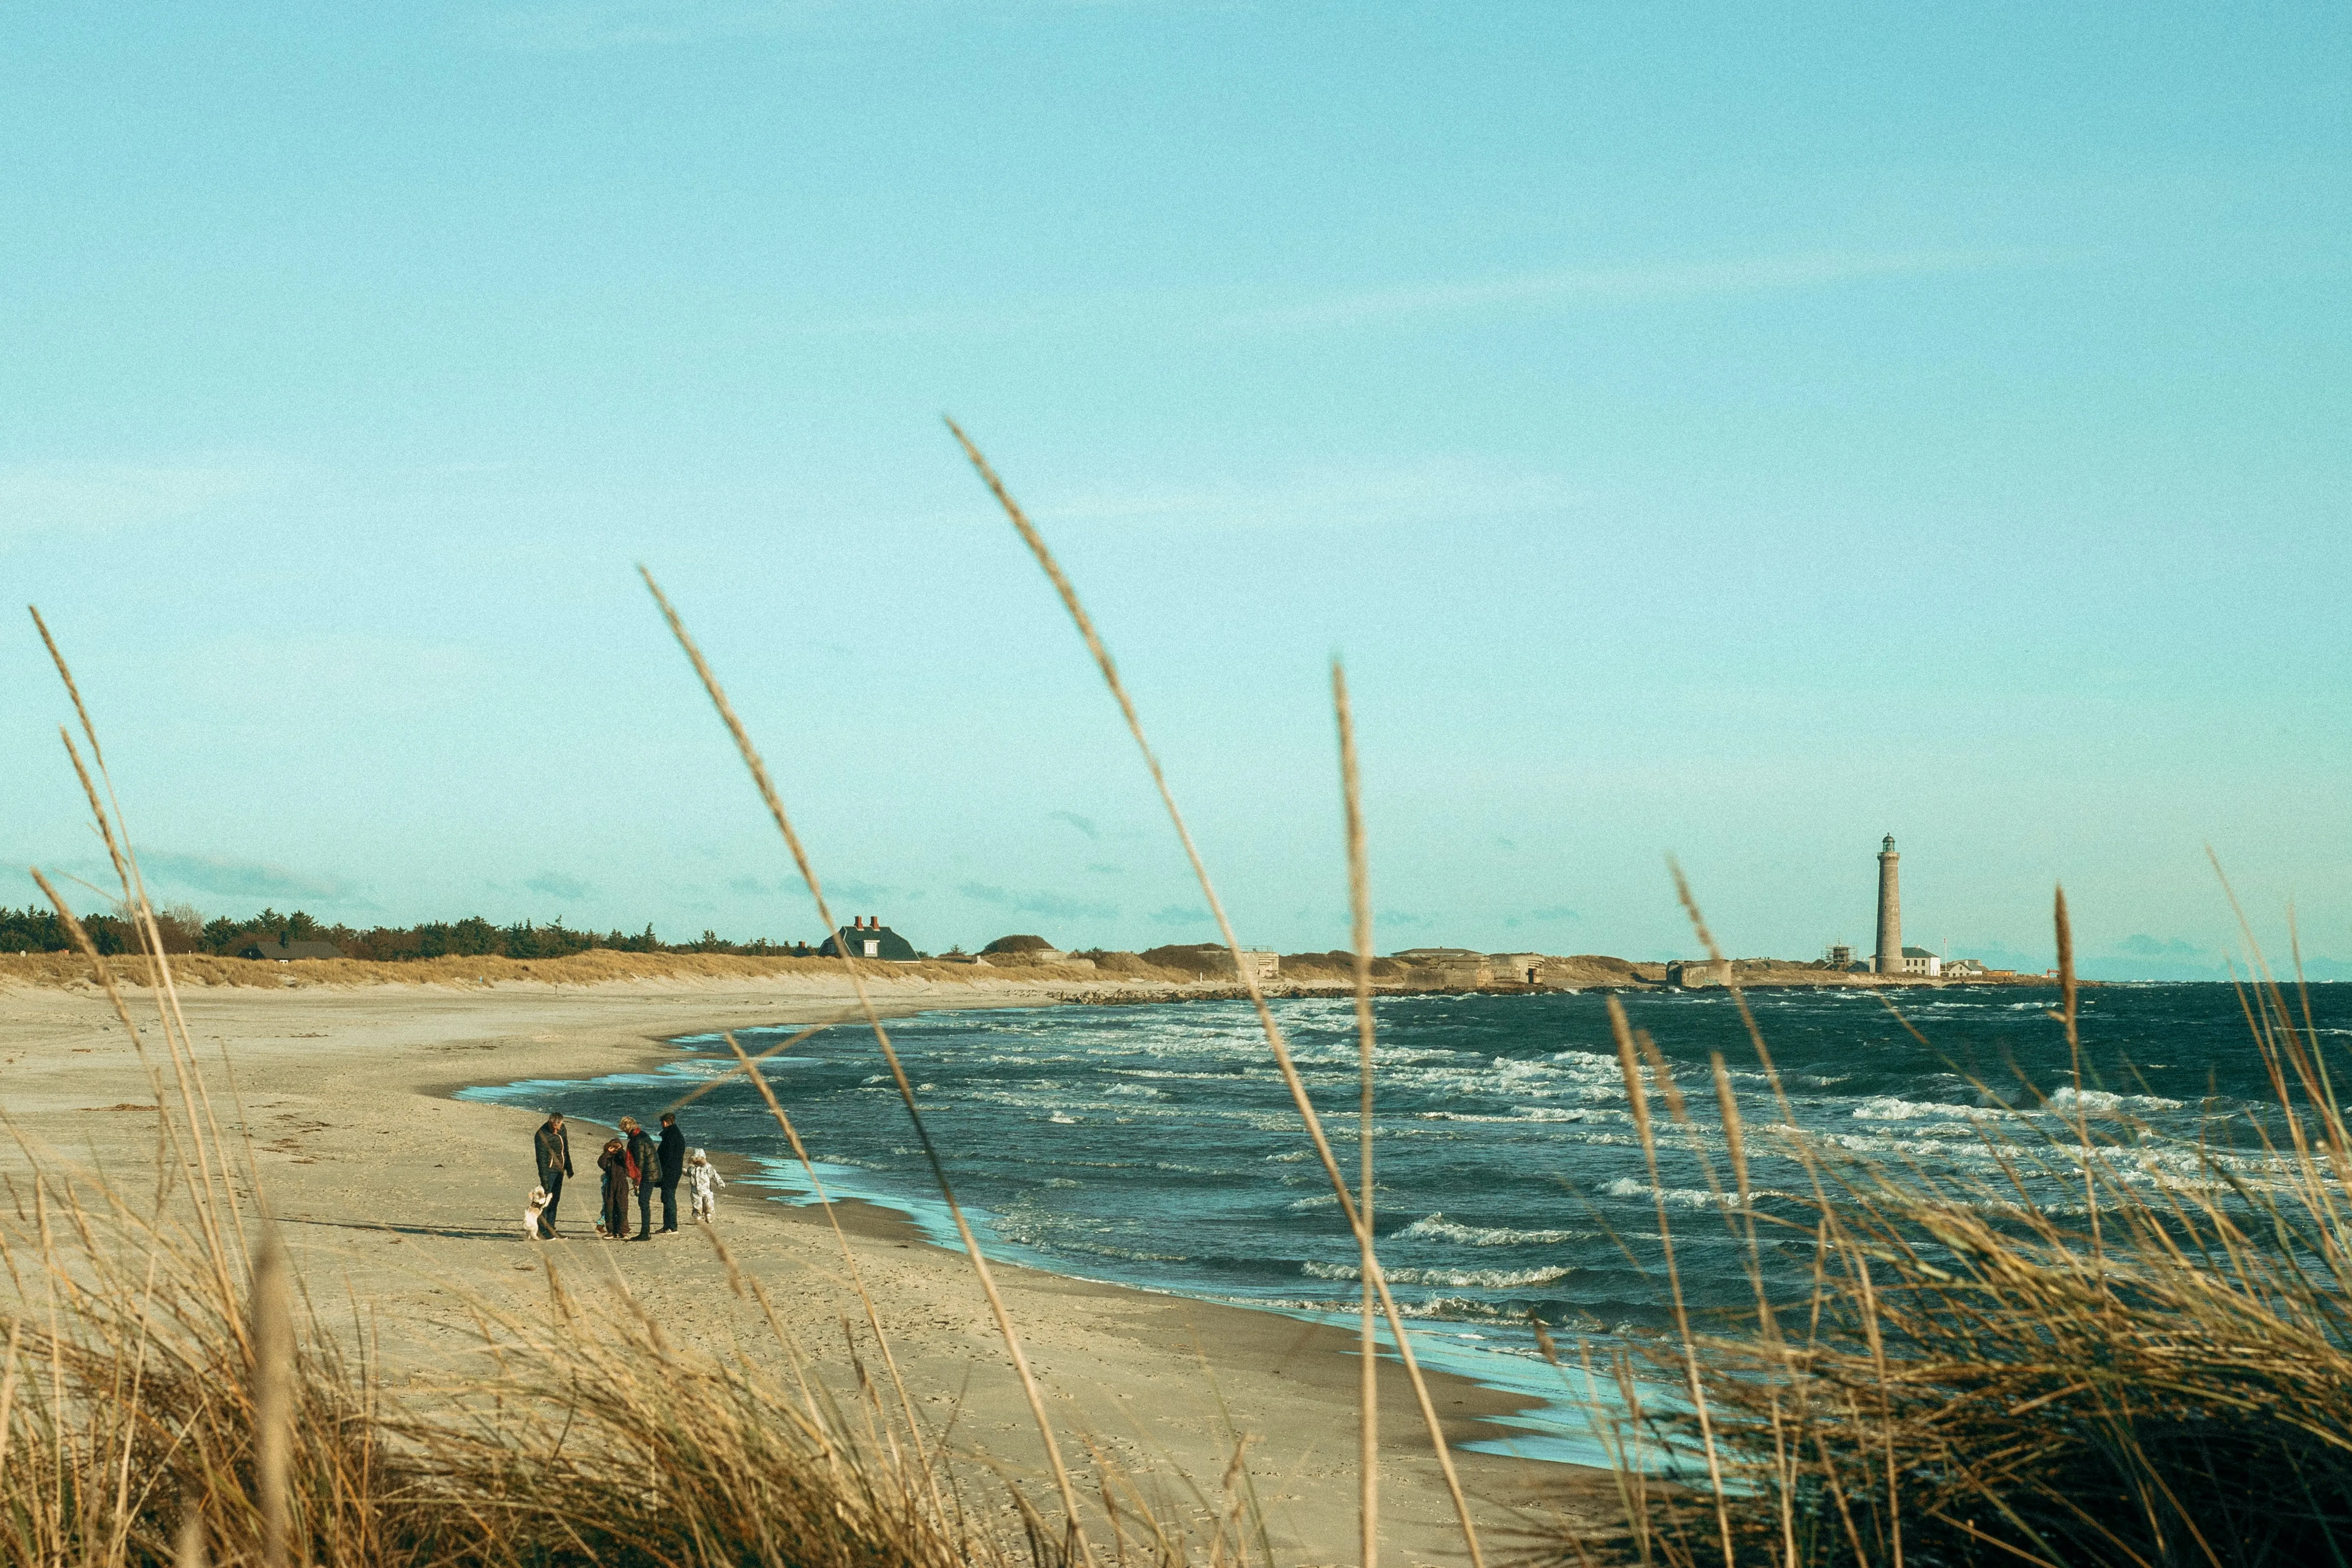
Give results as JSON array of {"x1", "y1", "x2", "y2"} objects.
[
  {"x1": 546, "y1": 1022, "x2": 1619, "y2": 1463},
  {"x1": 0, "y1": 970, "x2": 1606, "y2": 1562},
  {"x1": 466, "y1": 1008, "x2": 1610, "y2": 1463},
  {"x1": 634, "y1": 1019, "x2": 1622, "y2": 1455},
  {"x1": 0, "y1": 946, "x2": 2057, "y2": 1002}
]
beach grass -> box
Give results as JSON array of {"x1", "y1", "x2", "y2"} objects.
[
  {"x1": 1544, "y1": 887, "x2": 2352, "y2": 1568},
  {"x1": 0, "y1": 1154, "x2": 1078, "y2": 1568},
  {"x1": 0, "y1": 949, "x2": 1119, "y2": 992}
]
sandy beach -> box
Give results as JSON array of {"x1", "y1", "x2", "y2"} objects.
[{"x1": 0, "y1": 965, "x2": 1602, "y2": 1566}]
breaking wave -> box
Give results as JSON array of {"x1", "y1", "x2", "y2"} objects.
[
  {"x1": 1396, "y1": 1213, "x2": 1579, "y2": 1247},
  {"x1": 1303, "y1": 1260, "x2": 1574, "y2": 1288},
  {"x1": 2044, "y1": 1086, "x2": 2185, "y2": 1115},
  {"x1": 1851, "y1": 1096, "x2": 1988, "y2": 1121}
]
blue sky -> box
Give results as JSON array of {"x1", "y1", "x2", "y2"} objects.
[{"x1": 4, "y1": 2, "x2": 2346, "y2": 980}]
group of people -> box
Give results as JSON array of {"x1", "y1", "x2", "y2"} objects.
[{"x1": 530, "y1": 1110, "x2": 727, "y2": 1240}]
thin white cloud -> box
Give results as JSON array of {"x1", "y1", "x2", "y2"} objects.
[
  {"x1": 0, "y1": 460, "x2": 283, "y2": 541},
  {"x1": 1243, "y1": 250, "x2": 2007, "y2": 331},
  {"x1": 491, "y1": 0, "x2": 829, "y2": 49},
  {"x1": 526, "y1": 871, "x2": 596, "y2": 901},
  {"x1": 171, "y1": 633, "x2": 481, "y2": 716},
  {"x1": 789, "y1": 250, "x2": 2022, "y2": 344},
  {"x1": 958, "y1": 881, "x2": 1118, "y2": 921},
  {"x1": 1042, "y1": 458, "x2": 1580, "y2": 532},
  {"x1": 136, "y1": 850, "x2": 359, "y2": 904},
  {"x1": 490, "y1": 0, "x2": 1181, "y2": 51}
]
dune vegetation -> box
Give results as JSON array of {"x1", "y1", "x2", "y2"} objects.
[
  {"x1": 0, "y1": 945, "x2": 1109, "y2": 993},
  {"x1": 1549, "y1": 885, "x2": 2352, "y2": 1568}
]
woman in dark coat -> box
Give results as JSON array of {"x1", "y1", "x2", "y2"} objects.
[{"x1": 597, "y1": 1137, "x2": 633, "y2": 1239}]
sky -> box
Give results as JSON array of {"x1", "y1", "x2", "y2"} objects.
[{"x1": 4, "y1": 2, "x2": 2347, "y2": 981}]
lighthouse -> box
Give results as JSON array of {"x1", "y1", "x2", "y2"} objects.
[{"x1": 1874, "y1": 836, "x2": 1902, "y2": 975}]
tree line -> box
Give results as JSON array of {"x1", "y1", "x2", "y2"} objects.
[{"x1": 0, "y1": 905, "x2": 817, "y2": 962}]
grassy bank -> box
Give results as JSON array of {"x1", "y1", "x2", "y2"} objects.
[{"x1": 0, "y1": 1188, "x2": 1051, "y2": 1568}]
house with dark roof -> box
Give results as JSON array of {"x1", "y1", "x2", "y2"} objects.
[
  {"x1": 236, "y1": 934, "x2": 343, "y2": 962},
  {"x1": 818, "y1": 917, "x2": 917, "y2": 962}
]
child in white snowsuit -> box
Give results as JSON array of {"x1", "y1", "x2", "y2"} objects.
[{"x1": 687, "y1": 1148, "x2": 726, "y2": 1222}]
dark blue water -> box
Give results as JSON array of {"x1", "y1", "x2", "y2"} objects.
[{"x1": 461, "y1": 983, "x2": 2345, "y2": 1464}]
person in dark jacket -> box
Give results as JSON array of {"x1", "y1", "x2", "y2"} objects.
[
  {"x1": 622, "y1": 1117, "x2": 659, "y2": 1240},
  {"x1": 656, "y1": 1112, "x2": 687, "y2": 1233},
  {"x1": 597, "y1": 1137, "x2": 631, "y2": 1238},
  {"x1": 533, "y1": 1112, "x2": 573, "y2": 1239}
]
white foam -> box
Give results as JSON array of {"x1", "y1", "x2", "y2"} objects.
[
  {"x1": 1821, "y1": 1132, "x2": 2001, "y2": 1163},
  {"x1": 1851, "y1": 1096, "x2": 1986, "y2": 1121},
  {"x1": 2045, "y1": 1086, "x2": 2184, "y2": 1115},
  {"x1": 1601, "y1": 1177, "x2": 1740, "y2": 1210},
  {"x1": 1303, "y1": 1260, "x2": 1573, "y2": 1289},
  {"x1": 1397, "y1": 1213, "x2": 1580, "y2": 1247},
  {"x1": 1394, "y1": 1295, "x2": 1523, "y2": 1322}
]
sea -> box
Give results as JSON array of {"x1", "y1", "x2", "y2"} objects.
[{"x1": 459, "y1": 982, "x2": 2347, "y2": 1467}]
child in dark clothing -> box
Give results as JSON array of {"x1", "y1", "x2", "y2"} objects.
[{"x1": 597, "y1": 1137, "x2": 633, "y2": 1239}]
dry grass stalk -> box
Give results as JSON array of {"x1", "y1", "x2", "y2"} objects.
[
  {"x1": 949, "y1": 418, "x2": 1487, "y2": 1568},
  {"x1": 1334, "y1": 662, "x2": 1382, "y2": 1568},
  {"x1": 639, "y1": 566, "x2": 1096, "y2": 1563},
  {"x1": 718, "y1": 1028, "x2": 951, "y2": 1526},
  {"x1": 173, "y1": 1506, "x2": 207, "y2": 1568},
  {"x1": 248, "y1": 1230, "x2": 293, "y2": 1568},
  {"x1": 1606, "y1": 1001, "x2": 1734, "y2": 1568},
  {"x1": 34, "y1": 604, "x2": 255, "y2": 1293},
  {"x1": 2054, "y1": 885, "x2": 2105, "y2": 1276}
]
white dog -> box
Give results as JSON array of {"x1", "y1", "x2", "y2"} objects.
[{"x1": 524, "y1": 1185, "x2": 552, "y2": 1240}]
